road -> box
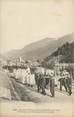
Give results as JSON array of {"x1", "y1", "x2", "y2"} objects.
[
  {"x1": 0, "y1": 76, "x2": 74, "y2": 117},
  {"x1": 10, "y1": 77, "x2": 74, "y2": 103}
]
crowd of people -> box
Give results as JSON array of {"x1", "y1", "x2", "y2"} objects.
[
  {"x1": 3, "y1": 65, "x2": 73, "y2": 97},
  {"x1": 35, "y1": 72, "x2": 55, "y2": 97}
]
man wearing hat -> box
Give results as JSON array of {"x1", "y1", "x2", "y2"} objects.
[
  {"x1": 59, "y1": 70, "x2": 67, "y2": 92},
  {"x1": 49, "y1": 72, "x2": 55, "y2": 97},
  {"x1": 39, "y1": 73, "x2": 46, "y2": 95},
  {"x1": 65, "y1": 73, "x2": 72, "y2": 95}
]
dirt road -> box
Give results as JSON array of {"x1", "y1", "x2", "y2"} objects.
[{"x1": 10, "y1": 78, "x2": 74, "y2": 103}]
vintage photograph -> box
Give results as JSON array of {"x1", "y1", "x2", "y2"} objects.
[{"x1": 0, "y1": 0, "x2": 74, "y2": 117}]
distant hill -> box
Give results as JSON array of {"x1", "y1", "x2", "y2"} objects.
[{"x1": 4, "y1": 33, "x2": 74, "y2": 61}]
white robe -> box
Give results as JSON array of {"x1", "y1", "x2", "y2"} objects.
[{"x1": 30, "y1": 74, "x2": 35, "y2": 85}]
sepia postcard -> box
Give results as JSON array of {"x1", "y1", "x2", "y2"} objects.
[{"x1": 0, "y1": 0, "x2": 74, "y2": 117}]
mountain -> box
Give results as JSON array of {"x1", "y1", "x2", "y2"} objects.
[{"x1": 4, "y1": 33, "x2": 74, "y2": 61}]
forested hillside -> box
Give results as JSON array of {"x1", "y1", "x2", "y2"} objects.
[{"x1": 44, "y1": 42, "x2": 74, "y2": 63}]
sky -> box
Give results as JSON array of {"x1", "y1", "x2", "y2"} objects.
[{"x1": 0, "y1": 0, "x2": 74, "y2": 53}]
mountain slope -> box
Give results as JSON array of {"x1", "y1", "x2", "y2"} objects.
[
  {"x1": 44, "y1": 42, "x2": 74, "y2": 64},
  {"x1": 5, "y1": 33, "x2": 74, "y2": 60}
]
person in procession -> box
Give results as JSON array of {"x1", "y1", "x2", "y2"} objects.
[{"x1": 58, "y1": 70, "x2": 72, "y2": 95}]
